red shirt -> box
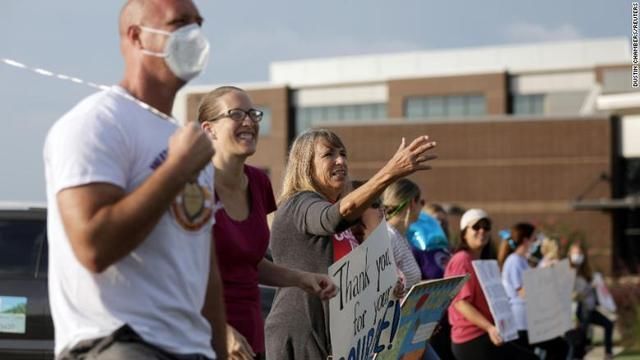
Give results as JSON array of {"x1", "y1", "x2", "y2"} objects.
[
  {"x1": 444, "y1": 250, "x2": 494, "y2": 344},
  {"x1": 214, "y1": 166, "x2": 276, "y2": 354},
  {"x1": 333, "y1": 229, "x2": 359, "y2": 262}
]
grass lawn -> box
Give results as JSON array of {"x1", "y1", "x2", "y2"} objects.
[{"x1": 618, "y1": 351, "x2": 640, "y2": 360}]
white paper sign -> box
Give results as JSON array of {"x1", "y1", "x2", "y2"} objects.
[
  {"x1": 472, "y1": 260, "x2": 519, "y2": 342},
  {"x1": 555, "y1": 259, "x2": 576, "y2": 332},
  {"x1": 593, "y1": 272, "x2": 617, "y2": 313},
  {"x1": 523, "y1": 259, "x2": 575, "y2": 344},
  {"x1": 329, "y1": 220, "x2": 399, "y2": 360}
]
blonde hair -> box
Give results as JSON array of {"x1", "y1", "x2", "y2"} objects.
[
  {"x1": 279, "y1": 129, "x2": 346, "y2": 203},
  {"x1": 381, "y1": 178, "x2": 421, "y2": 229},
  {"x1": 424, "y1": 203, "x2": 445, "y2": 216},
  {"x1": 540, "y1": 237, "x2": 559, "y2": 261},
  {"x1": 197, "y1": 86, "x2": 245, "y2": 123}
]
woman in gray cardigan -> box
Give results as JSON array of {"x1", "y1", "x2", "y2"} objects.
[{"x1": 265, "y1": 129, "x2": 437, "y2": 360}]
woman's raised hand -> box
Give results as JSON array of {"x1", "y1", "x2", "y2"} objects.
[{"x1": 381, "y1": 136, "x2": 437, "y2": 180}]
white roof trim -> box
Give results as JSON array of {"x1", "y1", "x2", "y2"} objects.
[
  {"x1": 596, "y1": 92, "x2": 640, "y2": 110},
  {"x1": 270, "y1": 37, "x2": 629, "y2": 87}
]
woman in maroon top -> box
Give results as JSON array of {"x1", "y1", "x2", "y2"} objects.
[{"x1": 198, "y1": 86, "x2": 337, "y2": 360}]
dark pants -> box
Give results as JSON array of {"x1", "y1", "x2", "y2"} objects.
[
  {"x1": 565, "y1": 327, "x2": 588, "y2": 359},
  {"x1": 429, "y1": 315, "x2": 454, "y2": 360},
  {"x1": 451, "y1": 334, "x2": 497, "y2": 360},
  {"x1": 586, "y1": 310, "x2": 614, "y2": 355},
  {"x1": 451, "y1": 333, "x2": 538, "y2": 360},
  {"x1": 57, "y1": 325, "x2": 213, "y2": 360},
  {"x1": 514, "y1": 330, "x2": 569, "y2": 360}
]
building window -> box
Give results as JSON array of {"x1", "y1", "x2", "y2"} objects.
[
  {"x1": 426, "y1": 96, "x2": 446, "y2": 118},
  {"x1": 404, "y1": 94, "x2": 486, "y2": 120},
  {"x1": 512, "y1": 94, "x2": 545, "y2": 115},
  {"x1": 405, "y1": 99, "x2": 424, "y2": 119},
  {"x1": 467, "y1": 95, "x2": 486, "y2": 116},
  {"x1": 295, "y1": 103, "x2": 387, "y2": 134},
  {"x1": 257, "y1": 106, "x2": 272, "y2": 135}
]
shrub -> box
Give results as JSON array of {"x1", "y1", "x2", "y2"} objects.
[{"x1": 608, "y1": 277, "x2": 640, "y2": 351}]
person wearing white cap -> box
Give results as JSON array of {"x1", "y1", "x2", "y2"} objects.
[
  {"x1": 444, "y1": 209, "x2": 538, "y2": 359},
  {"x1": 444, "y1": 209, "x2": 497, "y2": 359}
]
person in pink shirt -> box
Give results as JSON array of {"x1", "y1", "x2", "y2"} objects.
[
  {"x1": 444, "y1": 209, "x2": 536, "y2": 360},
  {"x1": 198, "y1": 86, "x2": 337, "y2": 360},
  {"x1": 445, "y1": 208, "x2": 498, "y2": 359}
]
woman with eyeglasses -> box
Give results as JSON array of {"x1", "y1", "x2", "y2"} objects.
[
  {"x1": 349, "y1": 179, "x2": 414, "y2": 300},
  {"x1": 198, "y1": 87, "x2": 338, "y2": 360},
  {"x1": 498, "y1": 223, "x2": 569, "y2": 360},
  {"x1": 265, "y1": 129, "x2": 437, "y2": 360},
  {"x1": 381, "y1": 178, "x2": 424, "y2": 290},
  {"x1": 382, "y1": 180, "x2": 455, "y2": 360}
]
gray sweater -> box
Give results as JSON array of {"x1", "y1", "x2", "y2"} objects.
[{"x1": 264, "y1": 191, "x2": 351, "y2": 360}]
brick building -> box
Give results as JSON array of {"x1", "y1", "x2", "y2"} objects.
[{"x1": 175, "y1": 37, "x2": 639, "y2": 275}]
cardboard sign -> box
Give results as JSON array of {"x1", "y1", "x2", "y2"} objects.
[
  {"x1": 329, "y1": 220, "x2": 399, "y2": 360},
  {"x1": 472, "y1": 260, "x2": 519, "y2": 342},
  {"x1": 523, "y1": 259, "x2": 575, "y2": 343},
  {"x1": 375, "y1": 275, "x2": 468, "y2": 360}
]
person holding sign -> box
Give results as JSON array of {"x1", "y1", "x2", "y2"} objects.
[
  {"x1": 381, "y1": 178, "x2": 424, "y2": 290},
  {"x1": 569, "y1": 242, "x2": 614, "y2": 360},
  {"x1": 498, "y1": 223, "x2": 568, "y2": 360},
  {"x1": 444, "y1": 209, "x2": 500, "y2": 359},
  {"x1": 538, "y1": 236, "x2": 560, "y2": 268},
  {"x1": 198, "y1": 86, "x2": 338, "y2": 360},
  {"x1": 444, "y1": 209, "x2": 537, "y2": 360},
  {"x1": 265, "y1": 129, "x2": 437, "y2": 360}
]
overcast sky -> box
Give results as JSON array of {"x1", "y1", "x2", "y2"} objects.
[{"x1": 0, "y1": 0, "x2": 630, "y2": 202}]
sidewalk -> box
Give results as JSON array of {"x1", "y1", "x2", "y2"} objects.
[
  {"x1": 584, "y1": 345, "x2": 625, "y2": 359},
  {"x1": 582, "y1": 315, "x2": 632, "y2": 359}
]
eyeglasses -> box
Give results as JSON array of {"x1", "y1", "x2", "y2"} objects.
[
  {"x1": 209, "y1": 108, "x2": 263, "y2": 123},
  {"x1": 472, "y1": 220, "x2": 492, "y2": 232}
]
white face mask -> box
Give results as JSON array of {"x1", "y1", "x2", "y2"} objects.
[
  {"x1": 570, "y1": 253, "x2": 584, "y2": 265},
  {"x1": 140, "y1": 23, "x2": 210, "y2": 81}
]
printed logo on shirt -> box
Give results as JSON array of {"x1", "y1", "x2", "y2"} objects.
[
  {"x1": 170, "y1": 181, "x2": 214, "y2": 232},
  {"x1": 150, "y1": 149, "x2": 168, "y2": 170},
  {"x1": 333, "y1": 229, "x2": 359, "y2": 262}
]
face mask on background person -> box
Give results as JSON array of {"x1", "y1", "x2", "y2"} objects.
[
  {"x1": 527, "y1": 239, "x2": 540, "y2": 258},
  {"x1": 140, "y1": 23, "x2": 210, "y2": 81},
  {"x1": 570, "y1": 253, "x2": 584, "y2": 265},
  {"x1": 527, "y1": 233, "x2": 543, "y2": 258}
]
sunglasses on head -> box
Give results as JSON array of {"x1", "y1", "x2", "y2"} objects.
[{"x1": 472, "y1": 220, "x2": 491, "y2": 231}]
